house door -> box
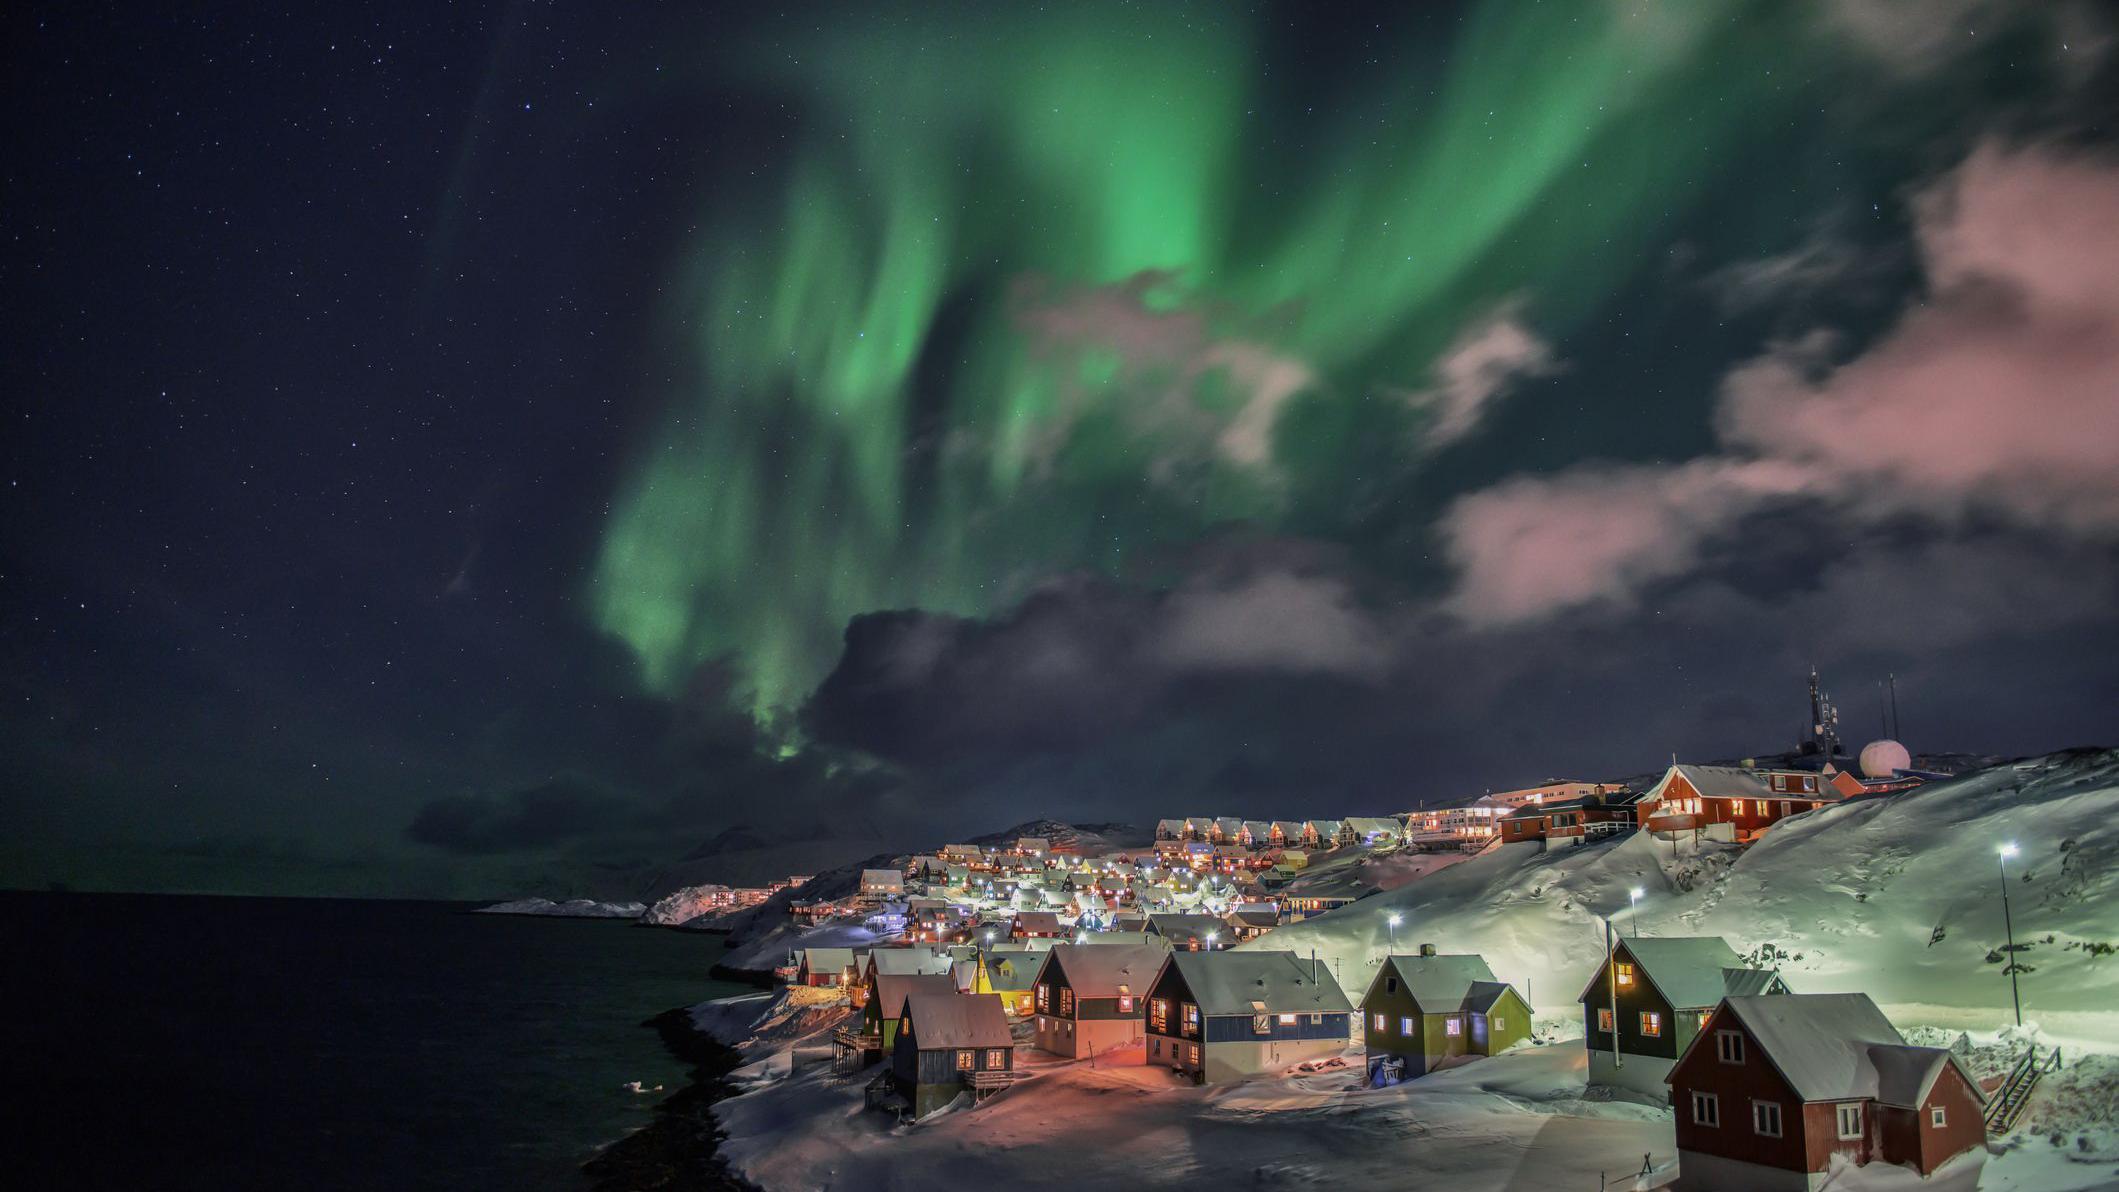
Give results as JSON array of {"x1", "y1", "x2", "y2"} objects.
[{"x1": 1472, "y1": 1014, "x2": 1488, "y2": 1048}]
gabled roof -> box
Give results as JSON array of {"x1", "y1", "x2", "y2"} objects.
[
  {"x1": 1147, "y1": 913, "x2": 1225, "y2": 942},
  {"x1": 1576, "y1": 936, "x2": 1781, "y2": 1011},
  {"x1": 1038, "y1": 942, "x2": 1169, "y2": 997},
  {"x1": 1161, "y1": 950, "x2": 1353, "y2": 1016},
  {"x1": 1226, "y1": 906, "x2": 1279, "y2": 928},
  {"x1": 1078, "y1": 929, "x2": 1165, "y2": 949},
  {"x1": 1369, "y1": 954, "x2": 1501, "y2": 1012},
  {"x1": 1270, "y1": 820, "x2": 1304, "y2": 836},
  {"x1": 1012, "y1": 911, "x2": 1062, "y2": 933},
  {"x1": 803, "y1": 946, "x2": 858, "y2": 971},
  {"x1": 1305, "y1": 819, "x2": 1343, "y2": 835},
  {"x1": 983, "y1": 948, "x2": 1044, "y2": 992},
  {"x1": 1241, "y1": 820, "x2": 1273, "y2": 835},
  {"x1": 1657, "y1": 764, "x2": 1817, "y2": 802},
  {"x1": 1344, "y1": 817, "x2": 1400, "y2": 836},
  {"x1": 1464, "y1": 982, "x2": 1514, "y2": 1014},
  {"x1": 901, "y1": 991, "x2": 1012, "y2": 1050},
  {"x1": 1705, "y1": 994, "x2": 1985, "y2": 1108},
  {"x1": 869, "y1": 947, "x2": 955, "y2": 977},
  {"x1": 861, "y1": 868, "x2": 905, "y2": 886},
  {"x1": 1214, "y1": 817, "x2": 1244, "y2": 834},
  {"x1": 872, "y1": 973, "x2": 957, "y2": 1022}
]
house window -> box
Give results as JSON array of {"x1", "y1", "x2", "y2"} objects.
[
  {"x1": 1615, "y1": 962, "x2": 1636, "y2": 989},
  {"x1": 1277, "y1": 1012, "x2": 1297, "y2": 1025},
  {"x1": 1597, "y1": 1008, "x2": 1614, "y2": 1032},
  {"x1": 1691, "y1": 1091, "x2": 1720, "y2": 1128},
  {"x1": 956, "y1": 1050, "x2": 975, "y2": 1071},
  {"x1": 1716, "y1": 1030, "x2": 1745, "y2": 1064},
  {"x1": 1444, "y1": 1016, "x2": 1462, "y2": 1036},
  {"x1": 1387, "y1": 977, "x2": 1398, "y2": 994},
  {"x1": 1640, "y1": 1012, "x2": 1662, "y2": 1037},
  {"x1": 1059, "y1": 989, "x2": 1074, "y2": 1016},
  {"x1": 1400, "y1": 1015, "x2": 1415, "y2": 1035},
  {"x1": 1836, "y1": 1103, "x2": 1864, "y2": 1140},
  {"x1": 1492, "y1": 1014, "x2": 1505, "y2": 1031},
  {"x1": 1373, "y1": 1012, "x2": 1387, "y2": 1031},
  {"x1": 1118, "y1": 995, "x2": 1135, "y2": 1013},
  {"x1": 1186, "y1": 1044, "x2": 1201, "y2": 1066},
  {"x1": 1036, "y1": 984, "x2": 1050, "y2": 1014},
  {"x1": 985, "y1": 1048, "x2": 1008, "y2": 1069},
  {"x1": 1252, "y1": 1014, "x2": 1271, "y2": 1035},
  {"x1": 1151, "y1": 1038, "x2": 1160, "y2": 1056},
  {"x1": 1310, "y1": 1013, "x2": 1324, "y2": 1025},
  {"x1": 1753, "y1": 1100, "x2": 1782, "y2": 1138},
  {"x1": 1931, "y1": 1106, "x2": 1946, "y2": 1128},
  {"x1": 1183, "y1": 1003, "x2": 1200, "y2": 1036},
  {"x1": 1150, "y1": 999, "x2": 1169, "y2": 1033}
]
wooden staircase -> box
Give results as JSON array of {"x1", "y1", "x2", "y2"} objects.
[{"x1": 1985, "y1": 1043, "x2": 2061, "y2": 1134}]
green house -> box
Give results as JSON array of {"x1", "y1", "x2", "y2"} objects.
[{"x1": 1361, "y1": 950, "x2": 1532, "y2": 1085}]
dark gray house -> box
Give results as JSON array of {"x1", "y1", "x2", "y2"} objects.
[{"x1": 884, "y1": 991, "x2": 1017, "y2": 1119}]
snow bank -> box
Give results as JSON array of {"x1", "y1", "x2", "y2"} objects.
[
  {"x1": 471, "y1": 897, "x2": 646, "y2": 918},
  {"x1": 1250, "y1": 751, "x2": 2119, "y2": 1051}
]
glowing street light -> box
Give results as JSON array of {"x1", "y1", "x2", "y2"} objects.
[
  {"x1": 1997, "y1": 842, "x2": 2023, "y2": 1027},
  {"x1": 1387, "y1": 912, "x2": 1403, "y2": 949},
  {"x1": 1629, "y1": 887, "x2": 1644, "y2": 937},
  {"x1": 1205, "y1": 930, "x2": 1220, "y2": 950}
]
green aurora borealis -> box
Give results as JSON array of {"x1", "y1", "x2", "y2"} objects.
[{"x1": 589, "y1": 1, "x2": 1815, "y2": 712}]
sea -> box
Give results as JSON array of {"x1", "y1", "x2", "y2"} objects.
[{"x1": 0, "y1": 891, "x2": 747, "y2": 1191}]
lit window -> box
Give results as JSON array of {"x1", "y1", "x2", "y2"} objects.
[
  {"x1": 1444, "y1": 1016, "x2": 1462, "y2": 1036},
  {"x1": 1186, "y1": 1044, "x2": 1200, "y2": 1066},
  {"x1": 1837, "y1": 1104, "x2": 1863, "y2": 1140},
  {"x1": 1615, "y1": 962, "x2": 1635, "y2": 988},
  {"x1": 1492, "y1": 1014, "x2": 1504, "y2": 1030},
  {"x1": 1036, "y1": 984, "x2": 1050, "y2": 1013},
  {"x1": 1753, "y1": 1100, "x2": 1782, "y2": 1137},
  {"x1": 1931, "y1": 1106, "x2": 1946, "y2": 1128},
  {"x1": 956, "y1": 1049, "x2": 975, "y2": 1071},
  {"x1": 1059, "y1": 989, "x2": 1074, "y2": 1016},
  {"x1": 1400, "y1": 1016, "x2": 1415, "y2": 1035},
  {"x1": 1118, "y1": 995, "x2": 1135, "y2": 1013},
  {"x1": 1277, "y1": 1012, "x2": 1297, "y2": 1025},
  {"x1": 1252, "y1": 1013, "x2": 1271, "y2": 1035},
  {"x1": 1373, "y1": 1013, "x2": 1387, "y2": 1031},
  {"x1": 1597, "y1": 1008, "x2": 1614, "y2": 1032},
  {"x1": 1640, "y1": 1012, "x2": 1662, "y2": 1037},
  {"x1": 1716, "y1": 1031, "x2": 1745, "y2": 1064},
  {"x1": 985, "y1": 1048, "x2": 1007, "y2": 1069},
  {"x1": 1691, "y1": 1091, "x2": 1720, "y2": 1128}
]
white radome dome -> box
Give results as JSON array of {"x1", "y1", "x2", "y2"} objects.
[{"x1": 1859, "y1": 739, "x2": 1912, "y2": 779}]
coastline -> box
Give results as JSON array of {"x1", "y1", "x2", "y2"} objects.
[{"x1": 583, "y1": 1006, "x2": 760, "y2": 1191}]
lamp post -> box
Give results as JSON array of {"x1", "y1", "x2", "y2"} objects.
[
  {"x1": 1629, "y1": 887, "x2": 1644, "y2": 938},
  {"x1": 1205, "y1": 930, "x2": 1220, "y2": 951},
  {"x1": 1997, "y1": 842, "x2": 2023, "y2": 1028},
  {"x1": 1387, "y1": 912, "x2": 1402, "y2": 950}
]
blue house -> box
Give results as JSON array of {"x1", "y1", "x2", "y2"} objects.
[{"x1": 1144, "y1": 950, "x2": 1353, "y2": 1084}]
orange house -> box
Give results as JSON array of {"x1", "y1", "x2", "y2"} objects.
[{"x1": 1637, "y1": 765, "x2": 1834, "y2": 844}]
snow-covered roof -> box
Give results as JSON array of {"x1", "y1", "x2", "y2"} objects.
[
  {"x1": 869, "y1": 947, "x2": 955, "y2": 977},
  {"x1": 1659, "y1": 764, "x2": 1816, "y2": 802},
  {"x1": 984, "y1": 949, "x2": 1044, "y2": 992},
  {"x1": 1012, "y1": 911, "x2": 1062, "y2": 933},
  {"x1": 1214, "y1": 817, "x2": 1244, "y2": 834},
  {"x1": 861, "y1": 868, "x2": 905, "y2": 887},
  {"x1": 1157, "y1": 819, "x2": 1189, "y2": 834},
  {"x1": 1344, "y1": 817, "x2": 1400, "y2": 837},
  {"x1": 1038, "y1": 942, "x2": 1168, "y2": 997},
  {"x1": 1147, "y1": 913, "x2": 1225, "y2": 942},
  {"x1": 1162, "y1": 950, "x2": 1353, "y2": 1016},
  {"x1": 900, "y1": 991, "x2": 1012, "y2": 1051},
  {"x1": 1372, "y1": 954, "x2": 1501, "y2": 1012},
  {"x1": 1463, "y1": 982, "x2": 1513, "y2": 1014},
  {"x1": 1226, "y1": 906, "x2": 1279, "y2": 928},
  {"x1": 1242, "y1": 820, "x2": 1272, "y2": 836},
  {"x1": 803, "y1": 946, "x2": 858, "y2": 971},
  {"x1": 871, "y1": 973, "x2": 957, "y2": 1022},
  {"x1": 1270, "y1": 820, "x2": 1304, "y2": 836},
  {"x1": 1579, "y1": 936, "x2": 1780, "y2": 1010},
  {"x1": 1305, "y1": 819, "x2": 1343, "y2": 835},
  {"x1": 1710, "y1": 993, "x2": 1983, "y2": 1108}
]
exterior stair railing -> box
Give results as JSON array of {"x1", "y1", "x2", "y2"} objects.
[{"x1": 1985, "y1": 1043, "x2": 2061, "y2": 1134}]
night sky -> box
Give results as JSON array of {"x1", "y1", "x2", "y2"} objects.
[{"x1": 6, "y1": 1, "x2": 2117, "y2": 897}]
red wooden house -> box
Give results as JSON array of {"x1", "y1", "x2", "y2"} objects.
[
  {"x1": 1638, "y1": 765, "x2": 1835, "y2": 844},
  {"x1": 1669, "y1": 993, "x2": 1987, "y2": 1191},
  {"x1": 1500, "y1": 791, "x2": 1642, "y2": 848}
]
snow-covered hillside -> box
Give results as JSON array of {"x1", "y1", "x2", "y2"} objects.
[{"x1": 1252, "y1": 749, "x2": 2119, "y2": 1049}]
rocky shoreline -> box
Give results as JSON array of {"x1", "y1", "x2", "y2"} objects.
[{"x1": 582, "y1": 1007, "x2": 760, "y2": 1191}]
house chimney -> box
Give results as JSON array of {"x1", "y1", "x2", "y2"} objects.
[{"x1": 1420, "y1": 942, "x2": 1437, "y2": 957}]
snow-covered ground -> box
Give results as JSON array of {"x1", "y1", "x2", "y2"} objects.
[
  {"x1": 471, "y1": 897, "x2": 646, "y2": 918},
  {"x1": 1254, "y1": 750, "x2": 2119, "y2": 1051}
]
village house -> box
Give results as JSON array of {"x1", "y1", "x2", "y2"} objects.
[
  {"x1": 1283, "y1": 893, "x2": 1360, "y2": 921},
  {"x1": 1016, "y1": 837, "x2": 1050, "y2": 857},
  {"x1": 1343, "y1": 817, "x2": 1402, "y2": 847},
  {"x1": 1580, "y1": 936, "x2": 1788, "y2": 1096},
  {"x1": 1302, "y1": 819, "x2": 1346, "y2": 849},
  {"x1": 795, "y1": 946, "x2": 859, "y2": 988},
  {"x1": 1031, "y1": 942, "x2": 1167, "y2": 1058},
  {"x1": 940, "y1": 843, "x2": 984, "y2": 863},
  {"x1": 853, "y1": 945, "x2": 957, "y2": 1006},
  {"x1": 1478, "y1": 779, "x2": 1629, "y2": 811},
  {"x1": 972, "y1": 947, "x2": 1044, "y2": 1017},
  {"x1": 1361, "y1": 949, "x2": 1533, "y2": 1084},
  {"x1": 1669, "y1": 993, "x2": 1988, "y2": 1191},
  {"x1": 1146, "y1": 912, "x2": 1226, "y2": 951},
  {"x1": 859, "y1": 868, "x2": 906, "y2": 898},
  {"x1": 1637, "y1": 764, "x2": 1836, "y2": 844},
  {"x1": 1212, "y1": 817, "x2": 1244, "y2": 844},
  {"x1": 1406, "y1": 804, "x2": 1502, "y2": 846},
  {"x1": 1500, "y1": 790, "x2": 1645, "y2": 849},
  {"x1": 1009, "y1": 910, "x2": 1066, "y2": 940},
  {"x1": 1155, "y1": 818, "x2": 1190, "y2": 841},
  {"x1": 1144, "y1": 951, "x2": 1354, "y2": 1084},
  {"x1": 1827, "y1": 767, "x2": 1926, "y2": 800},
  {"x1": 1222, "y1": 903, "x2": 1280, "y2": 943},
  {"x1": 879, "y1": 992, "x2": 1017, "y2": 1120},
  {"x1": 835, "y1": 971, "x2": 956, "y2": 1070},
  {"x1": 1268, "y1": 820, "x2": 1304, "y2": 848}
]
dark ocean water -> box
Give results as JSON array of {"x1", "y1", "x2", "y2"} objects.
[{"x1": 0, "y1": 892, "x2": 744, "y2": 1191}]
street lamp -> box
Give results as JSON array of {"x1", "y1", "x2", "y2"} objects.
[
  {"x1": 1387, "y1": 912, "x2": 1403, "y2": 950},
  {"x1": 1629, "y1": 887, "x2": 1644, "y2": 937},
  {"x1": 1997, "y1": 843, "x2": 2023, "y2": 1028},
  {"x1": 1205, "y1": 931, "x2": 1220, "y2": 950}
]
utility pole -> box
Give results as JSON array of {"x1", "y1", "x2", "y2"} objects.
[
  {"x1": 1998, "y1": 842, "x2": 2023, "y2": 1028},
  {"x1": 1606, "y1": 917, "x2": 1622, "y2": 1071}
]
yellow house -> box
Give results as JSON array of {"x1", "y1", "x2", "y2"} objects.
[{"x1": 976, "y1": 947, "x2": 1043, "y2": 1017}]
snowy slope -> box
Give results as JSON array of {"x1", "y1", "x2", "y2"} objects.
[{"x1": 1251, "y1": 750, "x2": 2119, "y2": 1049}]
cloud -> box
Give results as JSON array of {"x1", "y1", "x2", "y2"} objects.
[
  {"x1": 1441, "y1": 141, "x2": 2119, "y2": 625},
  {"x1": 1397, "y1": 303, "x2": 1560, "y2": 450},
  {"x1": 406, "y1": 775, "x2": 629, "y2": 854},
  {"x1": 1820, "y1": 0, "x2": 2112, "y2": 82}
]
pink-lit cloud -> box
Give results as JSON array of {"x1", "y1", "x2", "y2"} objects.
[{"x1": 1442, "y1": 141, "x2": 2119, "y2": 624}]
